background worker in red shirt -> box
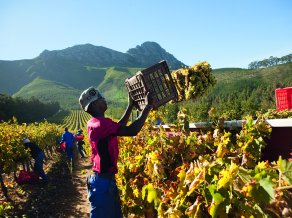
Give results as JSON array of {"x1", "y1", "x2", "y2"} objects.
[
  {"x1": 74, "y1": 129, "x2": 86, "y2": 158},
  {"x1": 79, "y1": 86, "x2": 153, "y2": 218}
]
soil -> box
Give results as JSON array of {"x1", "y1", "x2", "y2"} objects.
[{"x1": 1, "y1": 149, "x2": 92, "y2": 218}]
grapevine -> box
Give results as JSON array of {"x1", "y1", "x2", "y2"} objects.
[
  {"x1": 116, "y1": 111, "x2": 292, "y2": 217},
  {"x1": 0, "y1": 119, "x2": 62, "y2": 175}
]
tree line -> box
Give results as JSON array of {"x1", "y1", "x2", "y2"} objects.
[
  {"x1": 248, "y1": 53, "x2": 292, "y2": 69},
  {"x1": 104, "y1": 81, "x2": 289, "y2": 124},
  {"x1": 0, "y1": 94, "x2": 60, "y2": 123},
  {"x1": 160, "y1": 81, "x2": 290, "y2": 123}
]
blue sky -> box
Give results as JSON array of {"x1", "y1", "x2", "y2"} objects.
[{"x1": 0, "y1": 0, "x2": 291, "y2": 69}]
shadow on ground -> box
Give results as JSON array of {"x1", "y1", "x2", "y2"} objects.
[{"x1": 8, "y1": 148, "x2": 91, "y2": 218}]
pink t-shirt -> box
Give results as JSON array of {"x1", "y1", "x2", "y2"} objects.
[{"x1": 87, "y1": 116, "x2": 120, "y2": 174}]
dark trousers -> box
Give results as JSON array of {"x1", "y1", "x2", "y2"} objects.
[
  {"x1": 77, "y1": 144, "x2": 85, "y2": 158},
  {"x1": 34, "y1": 151, "x2": 48, "y2": 182}
]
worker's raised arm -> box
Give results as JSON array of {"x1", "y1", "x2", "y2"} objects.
[{"x1": 117, "y1": 92, "x2": 154, "y2": 136}]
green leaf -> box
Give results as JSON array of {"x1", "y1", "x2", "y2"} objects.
[
  {"x1": 277, "y1": 156, "x2": 284, "y2": 171},
  {"x1": 147, "y1": 137, "x2": 156, "y2": 145},
  {"x1": 283, "y1": 161, "x2": 292, "y2": 185},
  {"x1": 147, "y1": 183, "x2": 157, "y2": 203},
  {"x1": 142, "y1": 185, "x2": 147, "y2": 200},
  {"x1": 277, "y1": 156, "x2": 292, "y2": 185},
  {"x1": 250, "y1": 176, "x2": 275, "y2": 205},
  {"x1": 142, "y1": 183, "x2": 159, "y2": 206},
  {"x1": 217, "y1": 170, "x2": 231, "y2": 190},
  {"x1": 208, "y1": 184, "x2": 224, "y2": 204},
  {"x1": 253, "y1": 203, "x2": 266, "y2": 217},
  {"x1": 238, "y1": 167, "x2": 251, "y2": 183},
  {"x1": 252, "y1": 186, "x2": 271, "y2": 206},
  {"x1": 217, "y1": 163, "x2": 238, "y2": 190},
  {"x1": 259, "y1": 176, "x2": 275, "y2": 201},
  {"x1": 177, "y1": 168, "x2": 186, "y2": 190}
]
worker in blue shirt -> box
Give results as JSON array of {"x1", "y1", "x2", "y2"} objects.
[{"x1": 60, "y1": 127, "x2": 75, "y2": 170}]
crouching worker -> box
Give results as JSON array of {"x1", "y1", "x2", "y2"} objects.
[
  {"x1": 23, "y1": 138, "x2": 48, "y2": 183},
  {"x1": 79, "y1": 86, "x2": 154, "y2": 218}
]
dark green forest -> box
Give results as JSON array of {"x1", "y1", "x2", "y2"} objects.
[{"x1": 0, "y1": 94, "x2": 60, "y2": 123}]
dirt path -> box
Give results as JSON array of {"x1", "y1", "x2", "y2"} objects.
[
  {"x1": 7, "y1": 149, "x2": 92, "y2": 217},
  {"x1": 69, "y1": 155, "x2": 92, "y2": 217}
]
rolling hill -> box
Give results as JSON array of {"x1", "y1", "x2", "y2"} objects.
[
  {"x1": 178, "y1": 62, "x2": 292, "y2": 121},
  {"x1": 1, "y1": 41, "x2": 291, "y2": 117},
  {"x1": 12, "y1": 62, "x2": 292, "y2": 114},
  {"x1": 211, "y1": 63, "x2": 292, "y2": 97},
  {"x1": 13, "y1": 77, "x2": 82, "y2": 109}
]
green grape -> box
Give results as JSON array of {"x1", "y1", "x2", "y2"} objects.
[{"x1": 171, "y1": 61, "x2": 216, "y2": 102}]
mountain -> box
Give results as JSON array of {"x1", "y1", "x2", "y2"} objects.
[
  {"x1": 0, "y1": 42, "x2": 185, "y2": 97},
  {"x1": 2, "y1": 41, "x2": 291, "y2": 116},
  {"x1": 127, "y1": 42, "x2": 184, "y2": 69},
  {"x1": 39, "y1": 42, "x2": 184, "y2": 69},
  {"x1": 0, "y1": 59, "x2": 34, "y2": 94}
]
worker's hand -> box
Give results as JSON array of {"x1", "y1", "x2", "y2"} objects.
[
  {"x1": 145, "y1": 92, "x2": 154, "y2": 108},
  {"x1": 128, "y1": 93, "x2": 134, "y2": 107}
]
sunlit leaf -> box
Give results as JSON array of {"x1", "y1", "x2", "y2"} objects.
[
  {"x1": 277, "y1": 156, "x2": 292, "y2": 185},
  {"x1": 259, "y1": 176, "x2": 275, "y2": 201},
  {"x1": 187, "y1": 168, "x2": 205, "y2": 196}
]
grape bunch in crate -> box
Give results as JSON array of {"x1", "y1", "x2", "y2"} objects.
[{"x1": 172, "y1": 61, "x2": 216, "y2": 101}]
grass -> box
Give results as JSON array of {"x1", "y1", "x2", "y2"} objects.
[
  {"x1": 13, "y1": 77, "x2": 82, "y2": 109},
  {"x1": 11, "y1": 63, "x2": 292, "y2": 117}
]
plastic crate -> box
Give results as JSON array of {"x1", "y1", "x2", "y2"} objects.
[
  {"x1": 125, "y1": 60, "x2": 178, "y2": 111},
  {"x1": 275, "y1": 87, "x2": 292, "y2": 111}
]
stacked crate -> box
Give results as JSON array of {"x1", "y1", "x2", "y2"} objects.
[{"x1": 275, "y1": 87, "x2": 292, "y2": 111}]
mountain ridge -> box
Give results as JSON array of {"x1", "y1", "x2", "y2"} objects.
[
  {"x1": 0, "y1": 41, "x2": 185, "y2": 96},
  {"x1": 37, "y1": 41, "x2": 185, "y2": 68}
]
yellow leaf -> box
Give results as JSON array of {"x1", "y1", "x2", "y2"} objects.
[{"x1": 187, "y1": 168, "x2": 205, "y2": 196}]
